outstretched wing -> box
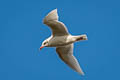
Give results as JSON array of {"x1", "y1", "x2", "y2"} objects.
[
  {"x1": 43, "y1": 9, "x2": 69, "y2": 36},
  {"x1": 56, "y1": 44, "x2": 84, "y2": 75}
]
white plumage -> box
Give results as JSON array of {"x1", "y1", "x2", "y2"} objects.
[{"x1": 40, "y1": 9, "x2": 87, "y2": 75}]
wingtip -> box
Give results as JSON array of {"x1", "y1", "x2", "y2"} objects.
[
  {"x1": 81, "y1": 72, "x2": 85, "y2": 76},
  {"x1": 75, "y1": 67, "x2": 85, "y2": 76},
  {"x1": 78, "y1": 71, "x2": 85, "y2": 76},
  {"x1": 54, "y1": 8, "x2": 57, "y2": 11},
  {"x1": 50, "y1": 8, "x2": 58, "y2": 14},
  {"x1": 50, "y1": 8, "x2": 57, "y2": 15},
  {"x1": 43, "y1": 8, "x2": 58, "y2": 24}
]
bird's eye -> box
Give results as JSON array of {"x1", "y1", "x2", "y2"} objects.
[{"x1": 44, "y1": 42, "x2": 47, "y2": 45}]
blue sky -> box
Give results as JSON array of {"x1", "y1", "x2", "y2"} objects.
[{"x1": 0, "y1": 0, "x2": 120, "y2": 80}]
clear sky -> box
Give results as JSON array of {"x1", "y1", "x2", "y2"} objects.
[{"x1": 0, "y1": 0, "x2": 120, "y2": 80}]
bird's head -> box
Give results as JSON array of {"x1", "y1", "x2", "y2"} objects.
[{"x1": 40, "y1": 39, "x2": 49, "y2": 50}]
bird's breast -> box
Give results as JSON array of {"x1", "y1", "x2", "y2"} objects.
[{"x1": 48, "y1": 36, "x2": 71, "y2": 47}]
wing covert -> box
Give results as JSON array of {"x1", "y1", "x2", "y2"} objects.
[{"x1": 43, "y1": 9, "x2": 69, "y2": 36}]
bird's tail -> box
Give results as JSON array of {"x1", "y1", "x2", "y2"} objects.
[{"x1": 75, "y1": 34, "x2": 88, "y2": 41}]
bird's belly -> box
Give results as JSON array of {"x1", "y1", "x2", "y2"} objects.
[{"x1": 48, "y1": 36, "x2": 71, "y2": 47}]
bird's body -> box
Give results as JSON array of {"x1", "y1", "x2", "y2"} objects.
[
  {"x1": 46, "y1": 35, "x2": 70, "y2": 47},
  {"x1": 46, "y1": 35, "x2": 87, "y2": 47},
  {"x1": 40, "y1": 9, "x2": 87, "y2": 75}
]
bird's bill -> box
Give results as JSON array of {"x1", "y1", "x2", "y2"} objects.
[{"x1": 40, "y1": 46, "x2": 44, "y2": 50}]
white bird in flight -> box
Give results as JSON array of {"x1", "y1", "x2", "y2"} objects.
[{"x1": 40, "y1": 9, "x2": 87, "y2": 75}]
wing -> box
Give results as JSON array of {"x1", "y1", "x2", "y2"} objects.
[
  {"x1": 56, "y1": 44, "x2": 84, "y2": 75},
  {"x1": 43, "y1": 9, "x2": 69, "y2": 36}
]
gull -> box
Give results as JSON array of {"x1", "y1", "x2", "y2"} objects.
[{"x1": 40, "y1": 9, "x2": 87, "y2": 75}]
